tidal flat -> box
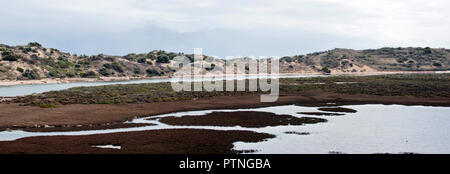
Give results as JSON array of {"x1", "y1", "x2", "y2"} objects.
[
  {"x1": 0, "y1": 74, "x2": 449, "y2": 154},
  {"x1": 0, "y1": 104, "x2": 449, "y2": 154}
]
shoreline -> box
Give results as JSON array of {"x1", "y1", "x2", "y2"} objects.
[
  {"x1": 1, "y1": 92, "x2": 449, "y2": 131},
  {"x1": 0, "y1": 70, "x2": 446, "y2": 87},
  {"x1": 0, "y1": 129, "x2": 274, "y2": 154},
  {"x1": 0, "y1": 76, "x2": 160, "y2": 86}
]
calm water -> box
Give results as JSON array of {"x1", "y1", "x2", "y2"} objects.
[
  {"x1": 0, "y1": 104, "x2": 449, "y2": 154},
  {"x1": 0, "y1": 74, "x2": 325, "y2": 97},
  {"x1": 2, "y1": 72, "x2": 449, "y2": 97}
]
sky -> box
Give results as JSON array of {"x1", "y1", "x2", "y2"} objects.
[{"x1": 1, "y1": 0, "x2": 450, "y2": 57}]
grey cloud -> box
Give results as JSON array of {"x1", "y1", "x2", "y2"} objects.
[{"x1": 0, "y1": 0, "x2": 448, "y2": 57}]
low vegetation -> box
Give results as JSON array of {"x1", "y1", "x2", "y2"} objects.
[
  {"x1": 13, "y1": 81, "x2": 261, "y2": 106},
  {"x1": 11, "y1": 74, "x2": 450, "y2": 107}
]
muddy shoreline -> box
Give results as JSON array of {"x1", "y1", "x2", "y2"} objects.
[
  {"x1": 0, "y1": 92, "x2": 449, "y2": 131},
  {"x1": 0, "y1": 129, "x2": 274, "y2": 154},
  {"x1": 159, "y1": 111, "x2": 327, "y2": 128},
  {"x1": 20, "y1": 123, "x2": 155, "y2": 132},
  {"x1": 0, "y1": 92, "x2": 448, "y2": 154}
]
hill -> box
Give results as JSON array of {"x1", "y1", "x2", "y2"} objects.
[
  {"x1": 0, "y1": 42, "x2": 448, "y2": 81},
  {"x1": 279, "y1": 47, "x2": 449, "y2": 74}
]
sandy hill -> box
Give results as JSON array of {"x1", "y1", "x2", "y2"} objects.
[{"x1": 0, "y1": 42, "x2": 448, "y2": 80}]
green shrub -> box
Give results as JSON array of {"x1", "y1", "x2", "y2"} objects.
[
  {"x1": 281, "y1": 57, "x2": 293, "y2": 63},
  {"x1": 80, "y1": 71, "x2": 96, "y2": 78},
  {"x1": 1, "y1": 51, "x2": 20, "y2": 61},
  {"x1": 16, "y1": 67, "x2": 24, "y2": 73},
  {"x1": 424, "y1": 47, "x2": 432, "y2": 54},
  {"x1": 39, "y1": 103, "x2": 57, "y2": 108},
  {"x1": 433, "y1": 62, "x2": 442, "y2": 67},
  {"x1": 133, "y1": 68, "x2": 141, "y2": 74},
  {"x1": 124, "y1": 53, "x2": 137, "y2": 61},
  {"x1": 156, "y1": 55, "x2": 170, "y2": 63},
  {"x1": 66, "y1": 72, "x2": 75, "y2": 78},
  {"x1": 146, "y1": 68, "x2": 161, "y2": 76},
  {"x1": 397, "y1": 57, "x2": 408, "y2": 63},
  {"x1": 103, "y1": 63, "x2": 112, "y2": 69},
  {"x1": 321, "y1": 67, "x2": 331, "y2": 74},
  {"x1": 57, "y1": 60, "x2": 72, "y2": 68},
  {"x1": 57, "y1": 56, "x2": 68, "y2": 61},
  {"x1": 137, "y1": 58, "x2": 146, "y2": 63},
  {"x1": 28, "y1": 42, "x2": 42, "y2": 47},
  {"x1": 111, "y1": 62, "x2": 123, "y2": 73},
  {"x1": 24, "y1": 47, "x2": 32, "y2": 53},
  {"x1": 321, "y1": 59, "x2": 339, "y2": 68},
  {"x1": 21, "y1": 69, "x2": 40, "y2": 80},
  {"x1": 48, "y1": 70, "x2": 59, "y2": 77},
  {"x1": 99, "y1": 68, "x2": 110, "y2": 76}
]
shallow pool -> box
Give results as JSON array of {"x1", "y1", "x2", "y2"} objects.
[{"x1": 0, "y1": 104, "x2": 449, "y2": 154}]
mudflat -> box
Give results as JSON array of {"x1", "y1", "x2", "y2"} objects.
[
  {"x1": 1, "y1": 91, "x2": 449, "y2": 130},
  {"x1": 159, "y1": 111, "x2": 327, "y2": 128},
  {"x1": 0, "y1": 129, "x2": 274, "y2": 154}
]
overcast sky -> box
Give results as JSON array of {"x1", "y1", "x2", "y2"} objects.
[{"x1": 1, "y1": 0, "x2": 449, "y2": 57}]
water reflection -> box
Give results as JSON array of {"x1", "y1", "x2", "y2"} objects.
[{"x1": 0, "y1": 104, "x2": 449, "y2": 154}]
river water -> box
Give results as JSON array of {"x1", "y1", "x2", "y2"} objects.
[{"x1": 0, "y1": 104, "x2": 449, "y2": 154}]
